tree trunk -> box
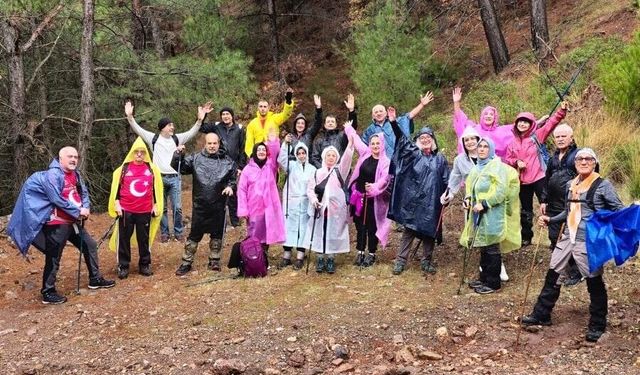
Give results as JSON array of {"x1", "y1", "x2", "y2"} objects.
[
  {"x1": 131, "y1": 0, "x2": 145, "y2": 52},
  {"x1": 0, "y1": 20, "x2": 30, "y2": 193},
  {"x1": 78, "y1": 0, "x2": 96, "y2": 178},
  {"x1": 477, "y1": 0, "x2": 510, "y2": 73},
  {"x1": 266, "y1": 0, "x2": 283, "y2": 82},
  {"x1": 148, "y1": 8, "x2": 165, "y2": 58},
  {"x1": 530, "y1": 0, "x2": 550, "y2": 58}
]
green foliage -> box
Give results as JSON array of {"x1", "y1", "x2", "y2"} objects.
[
  {"x1": 345, "y1": 0, "x2": 451, "y2": 112},
  {"x1": 459, "y1": 80, "x2": 528, "y2": 124},
  {"x1": 596, "y1": 32, "x2": 640, "y2": 120}
]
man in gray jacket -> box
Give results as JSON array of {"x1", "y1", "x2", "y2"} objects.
[
  {"x1": 521, "y1": 148, "x2": 624, "y2": 343},
  {"x1": 125, "y1": 100, "x2": 212, "y2": 242}
]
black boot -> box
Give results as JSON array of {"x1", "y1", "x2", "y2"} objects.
[
  {"x1": 524, "y1": 269, "x2": 561, "y2": 325},
  {"x1": 586, "y1": 275, "x2": 608, "y2": 342}
]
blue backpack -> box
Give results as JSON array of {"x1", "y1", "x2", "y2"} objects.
[{"x1": 531, "y1": 134, "x2": 551, "y2": 172}]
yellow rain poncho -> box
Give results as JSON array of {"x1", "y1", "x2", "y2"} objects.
[
  {"x1": 107, "y1": 137, "x2": 164, "y2": 251},
  {"x1": 459, "y1": 157, "x2": 521, "y2": 254}
]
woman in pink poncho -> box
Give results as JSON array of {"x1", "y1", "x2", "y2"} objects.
[
  {"x1": 343, "y1": 122, "x2": 391, "y2": 267},
  {"x1": 237, "y1": 130, "x2": 286, "y2": 252},
  {"x1": 452, "y1": 87, "x2": 515, "y2": 158}
]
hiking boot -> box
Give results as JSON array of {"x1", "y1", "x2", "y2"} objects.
[
  {"x1": 279, "y1": 258, "x2": 292, "y2": 269},
  {"x1": 117, "y1": 267, "x2": 129, "y2": 280},
  {"x1": 362, "y1": 254, "x2": 376, "y2": 267},
  {"x1": 315, "y1": 257, "x2": 325, "y2": 273},
  {"x1": 585, "y1": 328, "x2": 605, "y2": 342},
  {"x1": 392, "y1": 261, "x2": 405, "y2": 275},
  {"x1": 175, "y1": 263, "x2": 192, "y2": 276},
  {"x1": 88, "y1": 277, "x2": 116, "y2": 290},
  {"x1": 293, "y1": 259, "x2": 304, "y2": 270},
  {"x1": 175, "y1": 234, "x2": 185, "y2": 242},
  {"x1": 326, "y1": 258, "x2": 336, "y2": 274},
  {"x1": 468, "y1": 280, "x2": 483, "y2": 289},
  {"x1": 42, "y1": 291, "x2": 67, "y2": 305},
  {"x1": 139, "y1": 265, "x2": 153, "y2": 277},
  {"x1": 208, "y1": 259, "x2": 221, "y2": 272},
  {"x1": 160, "y1": 234, "x2": 170, "y2": 243},
  {"x1": 520, "y1": 314, "x2": 552, "y2": 326},
  {"x1": 353, "y1": 252, "x2": 364, "y2": 266},
  {"x1": 474, "y1": 285, "x2": 498, "y2": 294},
  {"x1": 421, "y1": 259, "x2": 437, "y2": 274}
]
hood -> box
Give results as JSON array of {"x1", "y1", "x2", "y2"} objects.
[
  {"x1": 321, "y1": 145, "x2": 341, "y2": 168},
  {"x1": 48, "y1": 158, "x2": 64, "y2": 171},
  {"x1": 460, "y1": 125, "x2": 480, "y2": 156},
  {"x1": 250, "y1": 142, "x2": 268, "y2": 168},
  {"x1": 414, "y1": 126, "x2": 439, "y2": 153},
  {"x1": 477, "y1": 137, "x2": 496, "y2": 169},
  {"x1": 479, "y1": 106, "x2": 499, "y2": 130},
  {"x1": 294, "y1": 142, "x2": 309, "y2": 163},
  {"x1": 368, "y1": 132, "x2": 388, "y2": 158},
  {"x1": 122, "y1": 137, "x2": 152, "y2": 165},
  {"x1": 513, "y1": 112, "x2": 537, "y2": 138}
]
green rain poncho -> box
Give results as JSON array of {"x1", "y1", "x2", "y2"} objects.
[{"x1": 460, "y1": 138, "x2": 521, "y2": 253}]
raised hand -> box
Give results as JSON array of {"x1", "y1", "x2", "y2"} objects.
[
  {"x1": 344, "y1": 93, "x2": 355, "y2": 112},
  {"x1": 285, "y1": 88, "x2": 294, "y2": 104},
  {"x1": 267, "y1": 126, "x2": 278, "y2": 142},
  {"x1": 313, "y1": 94, "x2": 321, "y2": 109},
  {"x1": 284, "y1": 133, "x2": 293, "y2": 144},
  {"x1": 452, "y1": 87, "x2": 462, "y2": 103},
  {"x1": 124, "y1": 101, "x2": 134, "y2": 117},
  {"x1": 560, "y1": 101, "x2": 568, "y2": 110},
  {"x1": 198, "y1": 101, "x2": 214, "y2": 121},
  {"x1": 420, "y1": 91, "x2": 434, "y2": 106},
  {"x1": 387, "y1": 107, "x2": 397, "y2": 122},
  {"x1": 343, "y1": 120, "x2": 353, "y2": 129}
]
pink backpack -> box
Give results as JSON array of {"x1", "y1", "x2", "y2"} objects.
[{"x1": 240, "y1": 237, "x2": 267, "y2": 278}]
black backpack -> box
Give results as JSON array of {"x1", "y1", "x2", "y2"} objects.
[{"x1": 313, "y1": 168, "x2": 350, "y2": 205}]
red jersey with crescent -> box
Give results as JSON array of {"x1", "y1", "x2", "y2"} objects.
[
  {"x1": 47, "y1": 171, "x2": 81, "y2": 225},
  {"x1": 119, "y1": 163, "x2": 153, "y2": 213}
]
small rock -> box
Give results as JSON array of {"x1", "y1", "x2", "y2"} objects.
[
  {"x1": 634, "y1": 357, "x2": 640, "y2": 368},
  {"x1": 231, "y1": 337, "x2": 246, "y2": 344},
  {"x1": 332, "y1": 358, "x2": 344, "y2": 366},
  {"x1": 380, "y1": 323, "x2": 389, "y2": 330},
  {"x1": 264, "y1": 369, "x2": 281, "y2": 375},
  {"x1": 441, "y1": 364, "x2": 455, "y2": 372},
  {"x1": 4, "y1": 290, "x2": 17, "y2": 300},
  {"x1": 451, "y1": 330, "x2": 465, "y2": 337},
  {"x1": 334, "y1": 363, "x2": 355, "y2": 373},
  {"x1": 287, "y1": 350, "x2": 305, "y2": 368},
  {"x1": 0, "y1": 328, "x2": 17, "y2": 336},
  {"x1": 212, "y1": 358, "x2": 247, "y2": 374},
  {"x1": 395, "y1": 346, "x2": 415, "y2": 363},
  {"x1": 333, "y1": 344, "x2": 349, "y2": 359},
  {"x1": 371, "y1": 365, "x2": 391, "y2": 375},
  {"x1": 393, "y1": 334, "x2": 404, "y2": 345},
  {"x1": 465, "y1": 326, "x2": 479, "y2": 338},
  {"x1": 417, "y1": 350, "x2": 442, "y2": 361},
  {"x1": 142, "y1": 360, "x2": 151, "y2": 369},
  {"x1": 26, "y1": 328, "x2": 37, "y2": 336},
  {"x1": 524, "y1": 325, "x2": 540, "y2": 333},
  {"x1": 436, "y1": 327, "x2": 448, "y2": 337},
  {"x1": 159, "y1": 347, "x2": 174, "y2": 356},
  {"x1": 286, "y1": 336, "x2": 297, "y2": 342}
]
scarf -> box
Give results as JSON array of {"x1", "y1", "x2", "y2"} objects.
[{"x1": 567, "y1": 172, "x2": 600, "y2": 243}]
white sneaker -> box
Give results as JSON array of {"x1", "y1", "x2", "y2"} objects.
[{"x1": 500, "y1": 262, "x2": 509, "y2": 282}]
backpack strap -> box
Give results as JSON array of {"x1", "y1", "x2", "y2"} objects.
[
  {"x1": 116, "y1": 162, "x2": 130, "y2": 200},
  {"x1": 566, "y1": 177, "x2": 603, "y2": 211},
  {"x1": 151, "y1": 133, "x2": 179, "y2": 153},
  {"x1": 146, "y1": 162, "x2": 156, "y2": 204}
]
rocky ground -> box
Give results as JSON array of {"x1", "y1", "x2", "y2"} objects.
[{"x1": 0, "y1": 194, "x2": 639, "y2": 375}]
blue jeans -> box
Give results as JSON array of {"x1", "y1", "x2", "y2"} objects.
[{"x1": 161, "y1": 175, "x2": 183, "y2": 236}]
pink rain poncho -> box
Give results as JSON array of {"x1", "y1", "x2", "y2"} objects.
[
  {"x1": 237, "y1": 139, "x2": 286, "y2": 245},
  {"x1": 453, "y1": 107, "x2": 514, "y2": 158}
]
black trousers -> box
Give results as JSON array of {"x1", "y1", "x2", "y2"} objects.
[
  {"x1": 519, "y1": 178, "x2": 546, "y2": 242},
  {"x1": 227, "y1": 190, "x2": 240, "y2": 226},
  {"x1": 118, "y1": 211, "x2": 151, "y2": 270},
  {"x1": 188, "y1": 204, "x2": 225, "y2": 243},
  {"x1": 478, "y1": 244, "x2": 501, "y2": 289},
  {"x1": 41, "y1": 223, "x2": 101, "y2": 294},
  {"x1": 354, "y1": 197, "x2": 378, "y2": 253}
]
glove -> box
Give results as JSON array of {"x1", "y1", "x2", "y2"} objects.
[
  {"x1": 285, "y1": 91, "x2": 293, "y2": 104},
  {"x1": 440, "y1": 191, "x2": 453, "y2": 205}
]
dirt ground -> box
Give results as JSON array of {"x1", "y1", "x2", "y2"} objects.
[{"x1": 1, "y1": 188, "x2": 638, "y2": 375}]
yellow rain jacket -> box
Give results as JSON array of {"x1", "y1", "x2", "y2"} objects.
[
  {"x1": 244, "y1": 101, "x2": 294, "y2": 157},
  {"x1": 460, "y1": 158, "x2": 521, "y2": 253},
  {"x1": 107, "y1": 137, "x2": 164, "y2": 251}
]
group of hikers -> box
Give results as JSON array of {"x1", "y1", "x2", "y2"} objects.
[{"x1": 7, "y1": 87, "x2": 631, "y2": 344}]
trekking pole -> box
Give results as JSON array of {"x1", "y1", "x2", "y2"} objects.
[
  {"x1": 306, "y1": 207, "x2": 319, "y2": 275},
  {"x1": 359, "y1": 191, "x2": 368, "y2": 271},
  {"x1": 515, "y1": 223, "x2": 549, "y2": 349},
  {"x1": 285, "y1": 143, "x2": 291, "y2": 219},
  {"x1": 75, "y1": 219, "x2": 86, "y2": 295},
  {"x1": 457, "y1": 211, "x2": 483, "y2": 295},
  {"x1": 95, "y1": 217, "x2": 118, "y2": 251},
  {"x1": 221, "y1": 195, "x2": 229, "y2": 249},
  {"x1": 544, "y1": 56, "x2": 592, "y2": 120}
]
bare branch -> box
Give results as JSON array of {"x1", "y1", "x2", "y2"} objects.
[
  {"x1": 47, "y1": 115, "x2": 81, "y2": 125},
  {"x1": 26, "y1": 20, "x2": 67, "y2": 94},
  {"x1": 94, "y1": 66, "x2": 190, "y2": 76},
  {"x1": 20, "y1": 1, "x2": 65, "y2": 53},
  {"x1": 94, "y1": 110, "x2": 152, "y2": 123}
]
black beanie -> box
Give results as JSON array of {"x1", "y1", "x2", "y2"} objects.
[
  {"x1": 219, "y1": 107, "x2": 235, "y2": 119},
  {"x1": 157, "y1": 117, "x2": 173, "y2": 131}
]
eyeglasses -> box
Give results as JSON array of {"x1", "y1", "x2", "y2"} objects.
[
  {"x1": 575, "y1": 157, "x2": 595, "y2": 163},
  {"x1": 134, "y1": 150, "x2": 146, "y2": 155}
]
